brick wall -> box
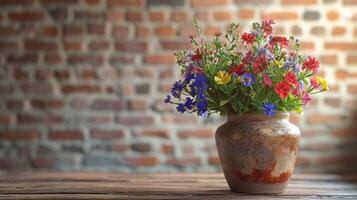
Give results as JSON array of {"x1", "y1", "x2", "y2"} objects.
[{"x1": 0, "y1": 0, "x2": 356, "y2": 173}]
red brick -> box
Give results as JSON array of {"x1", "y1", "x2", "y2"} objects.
[
  {"x1": 239, "y1": 8, "x2": 255, "y2": 20},
  {"x1": 0, "y1": 26, "x2": 16, "y2": 37},
  {"x1": 118, "y1": 116, "x2": 154, "y2": 126},
  {"x1": 204, "y1": 26, "x2": 221, "y2": 36},
  {"x1": 324, "y1": 98, "x2": 341, "y2": 108},
  {"x1": 333, "y1": 128, "x2": 357, "y2": 137},
  {"x1": 35, "y1": 69, "x2": 52, "y2": 80},
  {"x1": 213, "y1": 11, "x2": 235, "y2": 21},
  {"x1": 40, "y1": 0, "x2": 78, "y2": 6},
  {"x1": 90, "y1": 129, "x2": 124, "y2": 140},
  {"x1": 63, "y1": 24, "x2": 84, "y2": 36},
  {"x1": 235, "y1": 0, "x2": 272, "y2": 4},
  {"x1": 149, "y1": 11, "x2": 165, "y2": 22},
  {"x1": 112, "y1": 25, "x2": 129, "y2": 38},
  {"x1": 87, "y1": 24, "x2": 105, "y2": 35},
  {"x1": 64, "y1": 41, "x2": 82, "y2": 51},
  {"x1": 80, "y1": 69, "x2": 97, "y2": 80},
  {"x1": 31, "y1": 99, "x2": 65, "y2": 110},
  {"x1": 295, "y1": 157, "x2": 310, "y2": 167},
  {"x1": 135, "y1": 25, "x2": 149, "y2": 37},
  {"x1": 134, "y1": 128, "x2": 169, "y2": 138},
  {"x1": 115, "y1": 41, "x2": 147, "y2": 53},
  {"x1": 262, "y1": 11, "x2": 299, "y2": 21},
  {"x1": 0, "y1": 0, "x2": 33, "y2": 6},
  {"x1": 154, "y1": 26, "x2": 175, "y2": 36},
  {"x1": 0, "y1": 129, "x2": 39, "y2": 140},
  {"x1": 112, "y1": 144, "x2": 129, "y2": 152},
  {"x1": 25, "y1": 39, "x2": 58, "y2": 51},
  {"x1": 177, "y1": 129, "x2": 215, "y2": 138},
  {"x1": 191, "y1": 0, "x2": 228, "y2": 7},
  {"x1": 67, "y1": 55, "x2": 103, "y2": 65},
  {"x1": 20, "y1": 83, "x2": 53, "y2": 94},
  {"x1": 303, "y1": 143, "x2": 334, "y2": 151},
  {"x1": 6, "y1": 99, "x2": 23, "y2": 110},
  {"x1": 44, "y1": 54, "x2": 62, "y2": 64},
  {"x1": 306, "y1": 113, "x2": 343, "y2": 125},
  {"x1": 281, "y1": 0, "x2": 317, "y2": 5},
  {"x1": 7, "y1": 54, "x2": 38, "y2": 64},
  {"x1": 320, "y1": 54, "x2": 337, "y2": 65},
  {"x1": 0, "y1": 41, "x2": 17, "y2": 51},
  {"x1": 125, "y1": 11, "x2": 143, "y2": 22},
  {"x1": 17, "y1": 113, "x2": 44, "y2": 124},
  {"x1": 327, "y1": 11, "x2": 339, "y2": 21},
  {"x1": 106, "y1": 11, "x2": 124, "y2": 22},
  {"x1": 208, "y1": 156, "x2": 220, "y2": 165},
  {"x1": 0, "y1": 115, "x2": 12, "y2": 125},
  {"x1": 108, "y1": 0, "x2": 144, "y2": 7},
  {"x1": 32, "y1": 157, "x2": 54, "y2": 168},
  {"x1": 91, "y1": 99, "x2": 121, "y2": 111},
  {"x1": 125, "y1": 156, "x2": 159, "y2": 167},
  {"x1": 127, "y1": 99, "x2": 147, "y2": 111},
  {"x1": 42, "y1": 26, "x2": 58, "y2": 37},
  {"x1": 167, "y1": 157, "x2": 201, "y2": 167},
  {"x1": 171, "y1": 11, "x2": 187, "y2": 22},
  {"x1": 332, "y1": 26, "x2": 346, "y2": 36},
  {"x1": 343, "y1": 0, "x2": 357, "y2": 5},
  {"x1": 54, "y1": 70, "x2": 70, "y2": 80},
  {"x1": 347, "y1": 55, "x2": 357, "y2": 64},
  {"x1": 48, "y1": 130, "x2": 83, "y2": 140},
  {"x1": 9, "y1": 11, "x2": 44, "y2": 22},
  {"x1": 89, "y1": 40, "x2": 109, "y2": 50},
  {"x1": 62, "y1": 84, "x2": 100, "y2": 94},
  {"x1": 160, "y1": 40, "x2": 191, "y2": 50},
  {"x1": 325, "y1": 42, "x2": 357, "y2": 51},
  {"x1": 86, "y1": 0, "x2": 101, "y2": 5},
  {"x1": 144, "y1": 54, "x2": 176, "y2": 64},
  {"x1": 348, "y1": 85, "x2": 357, "y2": 94},
  {"x1": 161, "y1": 144, "x2": 174, "y2": 154},
  {"x1": 300, "y1": 41, "x2": 315, "y2": 50},
  {"x1": 131, "y1": 142, "x2": 151, "y2": 152}
]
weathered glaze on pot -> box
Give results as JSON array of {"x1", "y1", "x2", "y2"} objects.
[{"x1": 215, "y1": 112, "x2": 300, "y2": 194}]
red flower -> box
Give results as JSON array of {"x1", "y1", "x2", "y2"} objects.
[
  {"x1": 275, "y1": 81, "x2": 291, "y2": 99},
  {"x1": 302, "y1": 57, "x2": 319, "y2": 73},
  {"x1": 270, "y1": 36, "x2": 289, "y2": 47},
  {"x1": 241, "y1": 33, "x2": 256, "y2": 44},
  {"x1": 229, "y1": 63, "x2": 245, "y2": 75},
  {"x1": 284, "y1": 71, "x2": 298, "y2": 87},
  {"x1": 242, "y1": 51, "x2": 253, "y2": 64},
  {"x1": 262, "y1": 19, "x2": 274, "y2": 36},
  {"x1": 191, "y1": 67, "x2": 204, "y2": 74},
  {"x1": 214, "y1": 31, "x2": 222, "y2": 37},
  {"x1": 253, "y1": 55, "x2": 268, "y2": 74},
  {"x1": 191, "y1": 49, "x2": 202, "y2": 61}
]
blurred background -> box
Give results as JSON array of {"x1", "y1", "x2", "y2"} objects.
[{"x1": 0, "y1": 0, "x2": 356, "y2": 174}]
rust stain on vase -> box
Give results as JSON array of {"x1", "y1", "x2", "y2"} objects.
[{"x1": 237, "y1": 161, "x2": 292, "y2": 184}]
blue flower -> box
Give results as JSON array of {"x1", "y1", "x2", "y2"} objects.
[
  {"x1": 176, "y1": 103, "x2": 185, "y2": 113},
  {"x1": 262, "y1": 102, "x2": 276, "y2": 117},
  {"x1": 184, "y1": 97, "x2": 195, "y2": 110},
  {"x1": 171, "y1": 81, "x2": 184, "y2": 97},
  {"x1": 242, "y1": 73, "x2": 254, "y2": 87},
  {"x1": 197, "y1": 100, "x2": 207, "y2": 116},
  {"x1": 164, "y1": 95, "x2": 171, "y2": 103}
]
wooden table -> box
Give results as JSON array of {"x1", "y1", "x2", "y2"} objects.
[{"x1": 0, "y1": 172, "x2": 356, "y2": 199}]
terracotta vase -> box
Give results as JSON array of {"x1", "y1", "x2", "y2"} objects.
[{"x1": 215, "y1": 112, "x2": 300, "y2": 194}]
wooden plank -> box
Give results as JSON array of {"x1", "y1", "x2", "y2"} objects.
[{"x1": 0, "y1": 172, "x2": 357, "y2": 199}]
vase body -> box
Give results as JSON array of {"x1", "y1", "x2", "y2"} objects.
[{"x1": 215, "y1": 112, "x2": 300, "y2": 194}]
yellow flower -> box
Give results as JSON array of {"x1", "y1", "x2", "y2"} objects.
[
  {"x1": 274, "y1": 60, "x2": 283, "y2": 68},
  {"x1": 316, "y1": 76, "x2": 329, "y2": 91},
  {"x1": 214, "y1": 70, "x2": 231, "y2": 85}
]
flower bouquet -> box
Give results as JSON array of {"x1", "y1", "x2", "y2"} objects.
[{"x1": 164, "y1": 20, "x2": 328, "y2": 118}]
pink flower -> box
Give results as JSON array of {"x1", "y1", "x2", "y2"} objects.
[
  {"x1": 303, "y1": 93, "x2": 311, "y2": 105},
  {"x1": 263, "y1": 74, "x2": 272, "y2": 87},
  {"x1": 310, "y1": 78, "x2": 319, "y2": 89},
  {"x1": 303, "y1": 57, "x2": 319, "y2": 73}
]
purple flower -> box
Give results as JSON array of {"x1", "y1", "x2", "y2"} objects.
[
  {"x1": 171, "y1": 81, "x2": 184, "y2": 98},
  {"x1": 262, "y1": 102, "x2": 276, "y2": 117},
  {"x1": 176, "y1": 103, "x2": 185, "y2": 113},
  {"x1": 283, "y1": 59, "x2": 301, "y2": 73},
  {"x1": 164, "y1": 95, "x2": 171, "y2": 103},
  {"x1": 242, "y1": 73, "x2": 255, "y2": 87},
  {"x1": 258, "y1": 47, "x2": 275, "y2": 60},
  {"x1": 184, "y1": 97, "x2": 196, "y2": 110}
]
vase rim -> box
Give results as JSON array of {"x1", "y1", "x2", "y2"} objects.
[{"x1": 227, "y1": 112, "x2": 290, "y2": 122}]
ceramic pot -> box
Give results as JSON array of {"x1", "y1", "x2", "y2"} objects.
[{"x1": 215, "y1": 112, "x2": 300, "y2": 194}]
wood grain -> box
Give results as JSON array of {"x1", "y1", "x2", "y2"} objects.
[{"x1": 0, "y1": 172, "x2": 356, "y2": 199}]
